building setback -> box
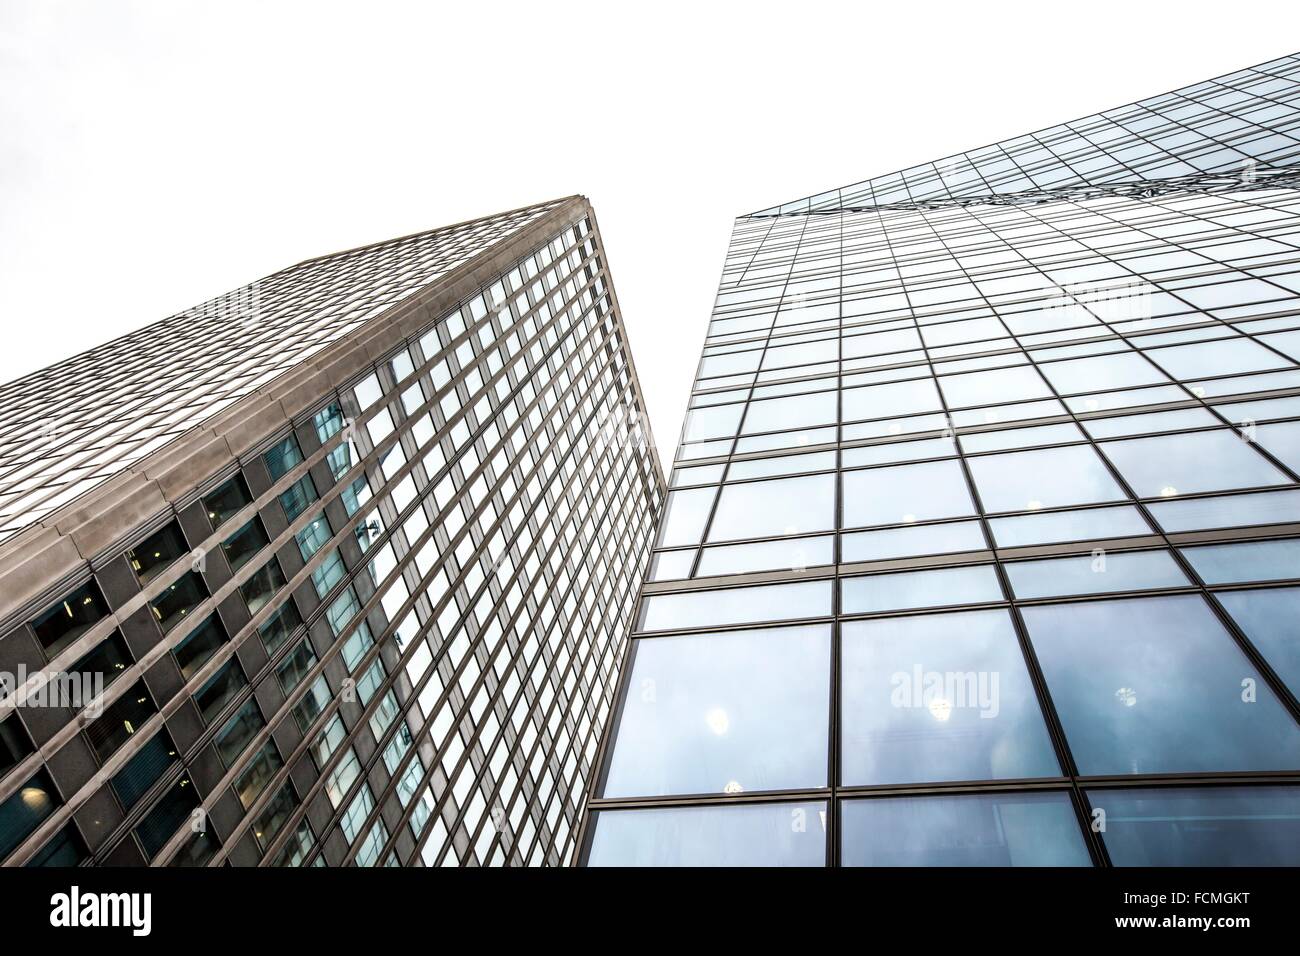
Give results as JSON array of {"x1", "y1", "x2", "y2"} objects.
[
  {"x1": 583, "y1": 54, "x2": 1300, "y2": 866},
  {"x1": 0, "y1": 197, "x2": 663, "y2": 866}
]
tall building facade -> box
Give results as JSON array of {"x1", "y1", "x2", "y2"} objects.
[
  {"x1": 583, "y1": 54, "x2": 1300, "y2": 866},
  {"x1": 0, "y1": 197, "x2": 662, "y2": 867}
]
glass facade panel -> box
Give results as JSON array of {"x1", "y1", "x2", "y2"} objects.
[
  {"x1": 842, "y1": 610, "x2": 1058, "y2": 785},
  {"x1": 586, "y1": 802, "x2": 827, "y2": 867},
  {"x1": 1021, "y1": 596, "x2": 1300, "y2": 775},
  {"x1": 841, "y1": 792, "x2": 1090, "y2": 866},
  {"x1": 602, "y1": 625, "x2": 830, "y2": 798},
  {"x1": 1088, "y1": 786, "x2": 1300, "y2": 866}
]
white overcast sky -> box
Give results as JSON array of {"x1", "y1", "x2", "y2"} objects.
[{"x1": 0, "y1": 1, "x2": 1296, "y2": 457}]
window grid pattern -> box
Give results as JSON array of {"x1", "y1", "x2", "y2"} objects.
[
  {"x1": 0, "y1": 203, "x2": 662, "y2": 868},
  {"x1": 0, "y1": 200, "x2": 564, "y2": 544},
  {"x1": 586, "y1": 57, "x2": 1300, "y2": 867},
  {"x1": 753, "y1": 54, "x2": 1300, "y2": 216}
]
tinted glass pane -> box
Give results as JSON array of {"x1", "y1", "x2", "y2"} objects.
[
  {"x1": 968, "y1": 445, "x2": 1126, "y2": 513},
  {"x1": 656, "y1": 487, "x2": 717, "y2": 548},
  {"x1": 174, "y1": 614, "x2": 227, "y2": 680},
  {"x1": 637, "y1": 581, "x2": 831, "y2": 632},
  {"x1": 1214, "y1": 588, "x2": 1300, "y2": 698},
  {"x1": 989, "y1": 505, "x2": 1150, "y2": 547},
  {"x1": 1149, "y1": 489, "x2": 1300, "y2": 532},
  {"x1": 127, "y1": 521, "x2": 187, "y2": 584},
  {"x1": 1021, "y1": 596, "x2": 1300, "y2": 775},
  {"x1": 110, "y1": 733, "x2": 177, "y2": 809},
  {"x1": 203, "y1": 473, "x2": 252, "y2": 530},
  {"x1": 1005, "y1": 550, "x2": 1187, "y2": 598},
  {"x1": 842, "y1": 565, "x2": 1002, "y2": 614},
  {"x1": 278, "y1": 474, "x2": 319, "y2": 522},
  {"x1": 1181, "y1": 539, "x2": 1300, "y2": 584},
  {"x1": 841, "y1": 610, "x2": 1058, "y2": 786},
  {"x1": 602, "y1": 625, "x2": 830, "y2": 798},
  {"x1": 150, "y1": 571, "x2": 208, "y2": 633},
  {"x1": 241, "y1": 559, "x2": 287, "y2": 615},
  {"x1": 841, "y1": 520, "x2": 986, "y2": 562},
  {"x1": 221, "y1": 518, "x2": 268, "y2": 572},
  {"x1": 939, "y1": 365, "x2": 1052, "y2": 407},
  {"x1": 263, "y1": 435, "x2": 304, "y2": 481},
  {"x1": 1100, "y1": 430, "x2": 1287, "y2": 497},
  {"x1": 842, "y1": 460, "x2": 974, "y2": 528},
  {"x1": 707, "y1": 474, "x2": 835, "y2": 541},
  {"x1": 32, "y1": 580, "x2": 108, "y2": 656},
  {"x1": 25, "y1": 823, "x2": 88, "y2": 867},
  {"x1": 69, "y1": 632, "x2": 132, "y2": 699},
  {"x1": 696, "y1": 536, "x2": 833, "y2": 576},
  {"x1": 0, "y1": 770, "x2": 60, "y2": 860},
  {"x1": 1089, "y1": 786, "x2": 1300, "y2": 866},
  {"x1": 0, "y1": 715, "x2": 35, "y2": 779},
  {"x1": 135, "y1": 773, "x2": 199, "y2": 859},
  {"x1": 195, "y1": 660, "x2": 247, "y2": 724},
  {"x1": 586, "y1": 802, "x2": 826, "y2": 867},
  {"x1": 841, "y1": 792, "x2": 1090, "y2": 866},
  {"x1": 215, "y1": 698, "x2": 264, "y2": 767},
  {"x1": 258, "y1": 599, "x2": 302, "y2": 654}
]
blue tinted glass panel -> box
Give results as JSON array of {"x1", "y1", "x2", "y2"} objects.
[
  {"x1": 842, "y1": 565, "x2": 1002, "y2": 615},
  {"x1": 1148, "y1": 489, "x2": 1300, "y2": 532},
  {"x1": 1005, "y1": 550, "x2": 1187, "y2": 598},
  {"x1": 1021, "y1": 596, "x2": 1300, "y2": 775},
  {"x1": 1089, "y1": 786, "x2": 1300, "y2": 866},
  {"x1": 968, "y1": 445, "x2": 1126, "y2": 513},
  {"x1": 842, "y1": 460, "x2": 974, "y2": 528},
  {"x1": 602, "y1": 626, "x2": 830, "y2": 798},
  {"x1": 989, "y1": 505, "x2": 1150, "y2": 547},
  {"x1": 707, "y1": 474, "x2": 835, "y2": 541},
  {"x1": 841, "y1": 610, "x2": 1059, "y2": 785},
  {"x1": 586, "y1": 802, "x2": 826, "y2": 867},
  {"x1": 1214, "y1": 588, "x2": 1300, "y2": 698},
  {"x1": 842, "y1": 520, "x2": 986, "y2": 562},
  {"x1": 1181, "y1": 539, "x2": 1300, "y2": 584},
  {"x1": 841, "y1": 792, "x2": 1090, "y2": 867},
  {"x1": 637, "y1": 580, "x2": 831, "y2": 632},
  {"x1": 1100, "y1": 430, "x2": 1288, "y2": 497}
]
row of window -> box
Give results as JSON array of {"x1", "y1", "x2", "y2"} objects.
[{"x1": 585, "y1": 785, "x2": 1300, "y2": 866}]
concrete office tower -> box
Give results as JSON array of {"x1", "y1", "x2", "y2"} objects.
[
  {"x1": 584, "y1": 54, "x2": 1300, "y2": 866},
  {"x1": 0, "y1": 197, "x2": 663, "y2": 866}
]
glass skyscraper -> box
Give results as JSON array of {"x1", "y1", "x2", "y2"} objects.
[
  {"x1": 0, "y1": 197, "x2": 662, "y2": 867},
  {"x1": 583, "y1": 54, "x2": 1300, "y2": 866}
]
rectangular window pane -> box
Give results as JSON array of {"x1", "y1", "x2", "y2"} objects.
[
  {"x1": 637, "y1": 581, "x2": 831, "y2": 632},
  {"x1": 1005, "y1": 550, "x2": 1188, "y2": 598},
  {"x1": 1021, "y1": 596, "x2": 1300, "y2": 775},
  {"x1": 585, "y1": 802, "x2": 827, "y2": 867},
  {"x1": 842, "y1": 565, "x2": 1002, "y2": 614},
  {"x1": 842, "y1": 792, "x2": 1090, "y2": 866},
  {"x1": 602, "y1": 625, "x2": 830, "y2": 798},
  {"x1": 1088, "y1": 786, "x2": 1300, "y2": 866},
  {"x1": 841, "y1": 609, "x2": 1058, "y2": 786}
]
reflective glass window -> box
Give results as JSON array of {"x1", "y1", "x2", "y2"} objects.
[
  {"x1": 841, "y1": 792, "x2": 1090, "y2": 867},
  {"x1": 1005, "y1": 550, "x2": 1188, "y2": 598},
  {"x1": 637, "y1": 580, "x2": 831, "y2": 632},
  {"x1": 968, "y1": 445, "x2": 1126, "y2": 512},
  {"x1": 842, "y1": 460, "x2": 975, "y2": 528},
  {"x1": 1088, "y1": 786, "x2": 1300, "y2": 866},
  {"x1": 1215, "y1": 588, "x2": 1300, "y2": 699},
  {"x1": 1021, "y1": 596, "x2": 1300, "y2": 775},
  {"x1": 602, "y1": 625, "x2": 830, "y2": 798},
  {"x1": 842, "y1": 565, "x2": 1002, "y2": 615},
  {"x1": 1100, "y1": 430, "x2": 1288, "y2": 497},
  {"x1": 707, "y1": 474, "x2": 835, "y2": 542},
  {"x1": 585, "y1": 802, "x2": 827, "y2": 867},
  {"x1": 841, "y1": 609, "x2": 1058, "y2": 785}
]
